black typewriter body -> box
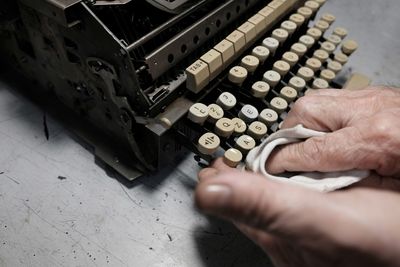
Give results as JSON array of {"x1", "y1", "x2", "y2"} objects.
[{"x1": 0, "y1": 0, "x2": 365, "y2": 180}]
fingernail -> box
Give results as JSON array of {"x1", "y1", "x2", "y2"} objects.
[{"x1": 202, "y1": 184, "x2": 232, "y2": 210}]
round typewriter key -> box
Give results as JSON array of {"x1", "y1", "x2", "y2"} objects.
[
  {"x1": 239, "y1": 104, "x2": 259, "y2": 123},
  {"x1": 305, "y1": 58, "x2": 322, "y2": 72},
  {"x1": 280, "y1": 86, "x2": 298, "y2": 102},
  {"x1": 235, "y1": 135, "x2": 256, "y2": 153},
  {"x1": 251, "y1": 81, "x2": 270, "y2": 98},
  {"x1": 321, "y1": 13, "x2": 336, "y2": 24},
  {"x1": 273, "y1": 60, "x2": 291, "y2": 76},
  {"x1": 223, "y1": 148, "x2": 243, "y2": 168},
  {"x1": 313, "y1": 49, "x2": 329, "y2": 63},
  {"x1": 282, "y1": 51, "x2": 299, "y2": 67},
  {"x1": 259, "y1": 108, "x2": 278, "y2": 126},
  {"x1": 304, "y1": 1, "x2": 320, "y2": 13},
  {"x1": 207, "y1": 104, "x2": 224, "y2": 123},
  {"x1": 290, "y1": 13, "x2": 305, "y2": 26},
  {"x1": 342, "y1": 40, "x2": 359, "y2": 55},
  {"x1": 248, "y1": 121, "x2": 268, "y2": 140},
  {"x1": 217, "y1": 92, "x2": 237, "y2": 110},
  {"x1": 299, "y1": 35, "x2": 315, "y2": 49},
  {"x1": 241, "y1": 55, "x2": 260, "y2": 73},
  {"x1": 263, "y1": 70, "x2": 281, "y2": 87},
  {"x1": 314, "y1": 20, "x2": 330, "y2": 33},
  {"x1": 262, "y1": 37, "x2": 279, "y2": 54},
  {"x1": 327, "y1": 35, "x2": 342, "y2": 47},
  {"x1": 297, "y1": 67, "x2": 315, "y2": 82},
  {"x1": 288, "y1": 76, "x2": 306, "y2": 91},
  {"x1": 297, "y1": 7, "x2": 312, "y2": 20},
  {"x1": 320, "y1": 69, "x2": 336, "y2": 82},
  {"x1": 270, "y1": 97, "x2": 288, "y2": 114},
  {"x1": 231, "y1": 118, "x2": 247, "y2": 135},
  {"x1": 198, "y1": 133, "x2": 220, "y2": 155},
  {"x1": 252, "y1": 46, "x2": 270, "y2": 63},
  {"x1": 314, "y1": 0, "x2": 326, "y2": 6},
  {"x1": 321, "y1": 41, "x2": 336, "y2": 54},
  {"x1": 188, "y1": 103, "x2": 209, "y2": 124},
  {"x1": 272, "y1": 28, "x2": 289, "y2": 43},
  {"x1": 228, "y1": 66, "x2": 248, "y2": 85},
  {"x1": 291, "y1": 43, "x2": 307, "y2": 57},
  {"x1": 307, "y1": 27, "x2": 322, "y2": 40},
  {"x1": 215, "y1": 118, "x2": 235, "y2": 138},
  {"x1": 327, "y1": 60, "x2": 343, "y2": 73},
  {"x1": 334, "y1": 27, "x2": 348, "y2": 39},
  {"x1": 334, "y1": 52, "x2": 349, "y2": 65},
  {"x1": 312, "y1": 78, "x2": 329, "y2": 89},
  {"x1": 281, "y1": 20, "x2": 297, "y2": 35}
]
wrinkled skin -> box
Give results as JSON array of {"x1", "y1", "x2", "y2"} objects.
[{"x1": 195, "y1": 87, "x2": 400, "y2": 267}]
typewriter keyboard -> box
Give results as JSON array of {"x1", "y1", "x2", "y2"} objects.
[{"x1": 182, "y1": 0, "x2": 359, "y2": 167}]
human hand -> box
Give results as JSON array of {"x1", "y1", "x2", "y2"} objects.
[
  {"x1": 267, "y1": 87, "x2": 400, "y2": 178},
  {"x1": 196, "y1": 159, "x2": 400, "y2": 267}
]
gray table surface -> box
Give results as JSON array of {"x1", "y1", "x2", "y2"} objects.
[{"x1": 1, "y1": 0, "x2": 400, "y2": 266}]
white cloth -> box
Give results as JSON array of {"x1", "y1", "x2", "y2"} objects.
[{"x1": 245, "y1": 125, "x2": 369, "y2": 192}]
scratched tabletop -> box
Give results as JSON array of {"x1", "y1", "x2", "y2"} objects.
[{"x1": 1, "y1": 0, "x2": 400, "y2": 266}]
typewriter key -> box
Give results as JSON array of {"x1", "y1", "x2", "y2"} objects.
[
  {"x1": 217, "y1": 92, "x2": 237, "y2": 110},
  {"x1": 248, "y1": 121, "x2": 268, "y2": 140},
  {"x1": 198, "y1": 133, "x2": 220, "y2": 155},
  {"x1": 259, "y1": 109, "x2": 278, "y2": 126},
  {"x1": 223, "y1": 148, "x2": 243, "y2": 168},
  {"x1": 235, "y1": 135, "x2": 256, "y2": 153}
]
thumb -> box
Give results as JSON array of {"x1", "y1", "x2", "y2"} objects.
[{"x1": 195, "y1": 170, "x2": 343, "y2": 242}]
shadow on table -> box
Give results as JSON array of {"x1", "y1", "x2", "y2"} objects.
[{"x1": 193, "y1": 216, "x2": 273, "y2": 267}]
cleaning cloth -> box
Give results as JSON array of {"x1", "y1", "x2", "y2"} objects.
[{"x1": 245, "y1": 125, "x2": 369, "y2": 192}]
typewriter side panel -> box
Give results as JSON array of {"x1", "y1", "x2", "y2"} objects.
[{"x1": 0, "y1": 1, "x2": 169, "y2": 179}]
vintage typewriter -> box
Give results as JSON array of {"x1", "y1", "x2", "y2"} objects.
[{"x1": 0, "y1": 0, "x2": 370, "y2": 179}]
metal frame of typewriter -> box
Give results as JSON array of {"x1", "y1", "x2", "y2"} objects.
[{"x1": 0, "y1": 0, "x2": 309, "y2": 180}]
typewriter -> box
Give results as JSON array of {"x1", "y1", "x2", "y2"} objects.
[{"x1": 0, "y1": 0, "x2": 370, "y2": 179}]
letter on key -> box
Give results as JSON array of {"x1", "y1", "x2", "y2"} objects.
[
  {"x1": 232, "y1": 118, "x2": 247, "y2": 135},
  {"x1": 280, "y1": 86, "x2": 298, "y2": 102},
  {"x1": 198, "y1": 133, "x2": 220, "y2": 155},
  {"x1": 241, "y1": 55, "x2": 260, "y2": 73},
  {"x1": 188, "y1": 103, "x2": 209, "y2": 124},
  {"x1": 270, "y1": 97, "x2": 288, "y2": 114},
  {"x1": 251, "y1": 81, "x2": 270, "y2": 98},
  {"x1": 248, "y1": 121, "x2": 268, "y2": 140},
  {"x1": 252, "y1": 46, "x2": 270, "y2": 63},
  {"x1": 217, "y1": 92, "x2": 237, "y2": 110},
  {"x1": 263, "y1": 70, "x2": 281, "y2": 87},
  {"x1": 262, "y1": 37, "x2": 279, "y2": 55},
  {"x1": 235, "y1": 135, "x2": 256, "y2": 154},
  {"x1": 259, "y1": 108, "x2": 278, "y2": 126},
  {"x1": 228, "y1": 66, "x2": 248, "y2": 85},
  {"x1": 186, "y1": 60, "x2": 209, "y2": 93},
  {"x1": 239, "y1": 104, "x2": 259, "y2": 123},
  {"x1": 207, "y1": 104, "x2": 224, "y2": 123},
  {"x1": 215, "y1": 118, "x2": 235, "y2": 138}
]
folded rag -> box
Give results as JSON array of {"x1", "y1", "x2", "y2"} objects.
[{"x1": 245, "y1": 125, "x2": 370, "y2": 192}]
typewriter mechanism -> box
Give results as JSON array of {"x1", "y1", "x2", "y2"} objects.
[{"x1": 0, "y1": 0, "x2": 370, "y2": 180}]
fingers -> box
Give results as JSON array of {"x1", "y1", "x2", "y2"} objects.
[
  {"x1": 281, "y1": 87, "x2": 400, "y2": 131},
  {"x1": 266, "y1": 126, "x2": 368, "y2": 174},
  {"x1": 198, "y1": 158, "x2": 233, "y2": 181},
  {"x1": 280, "y1": 94, "x2": 353, "y2": 131},
  {"x1": 195, "y1": 171, "x2": 340, "y2": 242}
]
